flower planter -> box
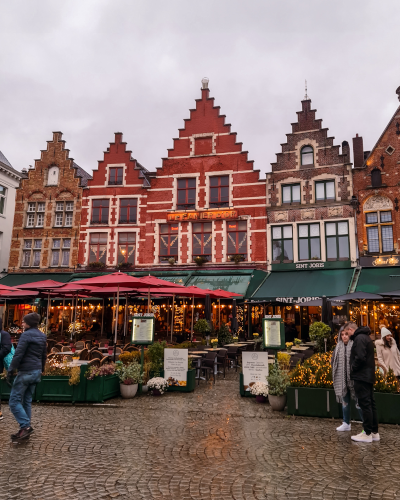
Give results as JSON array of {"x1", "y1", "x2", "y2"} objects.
[
  {"x1": 152, "y1": 389, "x2": 162, "y2": 396},
  {"x1": 85, "y1": 374, "x2": 120, "y2": 402},
  {"x1": 239, "y1": 373, "x2": 256, "y2": 398},
  {"x1": 370, "y1": 392, "x2": 400, "y2": 425},
  {"x1": 269, "y1": 394, "x2": 287, "y2": 411},
  {"x1": 256, "y1": 395, "x2": 267, "y2": 403},
  {"x1": 120, "y1": 383, "x2": 138, "y2": 399},
  {"x1": 166, "y1": 369, "x2": 196, "y2": 393},
  {"x1": 287, "y1": 387, "x2": 342, "y2": 419},
  {"x1": 35, "y1": 375, "x2": 86, "y2": 402}
]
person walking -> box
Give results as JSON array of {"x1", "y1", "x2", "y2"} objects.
[
  {"x1": 331, "y1": 323, "x2": 363, "y2": 431},
  {"x1": 349, "y1": 325, "x2": 379, "y2": 443},
  {"x1": 0, "y1": 318, "x2": 12, "y2": 421},
  {"x1": 376, "y1": 327, "x2": 400, "y2": 382},
  {"x1": 6, "y1": 313, "x2": 47, "y2": 441}
]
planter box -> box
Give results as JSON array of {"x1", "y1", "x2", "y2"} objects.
[
  {"x1": 239, "y1": 373, "x2": 256, "y2": 398},
  {"x1": 85, "y1": 374, "x2": 120, "y2": 402},
  {"x1": 373, "y1": 392, "x2": 400, "y2": 425},
  {"x1": 287, "y1": 387, "x2": 342, "y2": 419},
  {"x1": 167, "y1": 369, "x2": 196, "y2": 392},
  {"x1": 35, "y1": 376, "x2": 86, "y2": 402}
]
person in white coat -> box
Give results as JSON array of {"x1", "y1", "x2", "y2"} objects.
[{"x1": 376, "y1": 327, "x2": 400, "y2": 382}]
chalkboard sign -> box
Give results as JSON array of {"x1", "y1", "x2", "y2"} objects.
[
  {"x1": 131, "y1": 315, "x2": 155, "y2": 345},
  {"x1": 262, "y1": 317, "x2": 284, "y2": 350}
]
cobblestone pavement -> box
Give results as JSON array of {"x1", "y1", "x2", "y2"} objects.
[{"x1": 0, "y1": 370, "x2": 399, "y2": 500}]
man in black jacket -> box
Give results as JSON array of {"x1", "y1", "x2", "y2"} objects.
[
  {"x1": 0, "y1": 318, "x2": 12, "y2": 421},
  {"x1": 349, "y1": 325, "x2": 379, "y2": 443},
  {"x1": 7, "y1": 313, "x2": 47, "y2": 440}
]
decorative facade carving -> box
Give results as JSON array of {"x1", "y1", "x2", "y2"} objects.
[
  {"x1": 363, "y1": 195, "x2": 393, "y2": 211},
  {"x1": 328, "y1": 206, "x2": 343, "y2": 218},
  {"x1": 301, "y1": 208, "x2": 315, "y2": 220},
  {"x1": 274, "y1": 211, "x2": 288, "y2": 222}
]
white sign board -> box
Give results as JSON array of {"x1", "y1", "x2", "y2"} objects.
[
  {"x1": 132, "y1": 316, "x2": 154, "y2": 344},
  {"x1": 164, "y1": 348, "x2": 188, "y2": 387},
  {"x1": 242, "y1": 352, "x2": 269, "y2": 389},
  {"x1": 264, "y1": 320, "x2": 282, "y2": 347}
]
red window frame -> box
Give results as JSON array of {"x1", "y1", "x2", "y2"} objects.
[
  {"x1": 227, "y1": 221, "x2": 247, "y2": 258},
  {"x1": 210, "y1": 175, "x2": 229, "y2": 207},
  {"x1": 119, "y1": 198, "x2": 137, "y2": 224},
  {"x1": 109, "y1": 167, "x2": 123, "y2": 185},
  {"x1": 89, "y1": 233, "x2": 107, "y2": 263},
  {"x1": 192, "y1": 222, "x2": 212, "y2": 260},
  {"x1": 159, "y1": 224, "x2": 179, "y2": 262},
  {"x1": 91, "y1": 199, "x2": 109, "y2": 224},
  {"x1": 118, "y1": 232, "x2": 136, "y2": 264},
  {"x1": 177, "y1": 178, "x2": 196, "y2": 209}
]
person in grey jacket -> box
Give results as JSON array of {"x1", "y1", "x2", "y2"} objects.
[
  {"x1": 0, "y1": 318, "x2": 12, "y2": 421},
  {"x1": 7, "y1": 313, "x2": 47, "y2": 440}
]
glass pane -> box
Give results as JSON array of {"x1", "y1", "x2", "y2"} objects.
[
  {"x1": 34, "y1": 240, "x2": 42, "y2": 249},
  {"x1": 237, "y1": 232, "x2": 247, "y2": 252},
  {"x1": 203, "y1": 223, "x2": 212, "y2": 232},
  {"x1": 366, "y1": 212, "x2": 378, "y2": 224},
  {"x1": 326, "y1": 236, "x2": 337, "y2": 259},
  {"x1": 63, "y1": 239, "x2": 71, "y2": 248},
  {"x1": 177, "y1": 179, "x2": 186, "y2": 189},
  {"x1": 283, "y1": 240, "x2": 293, "y2": 260},
  {"x1": 381, "y1": 226, "x2": 394, "y2": 252},
  {"x1": 28, "y1": 203, "x2": 35, "y2": 212},
  {"x1": 338, "y1": 236, "x2": 349, "y2": 259},
  {"x1": 37, "y1": 202, "x2": 45, "y2": 212},
  {"x1": 62, "y1": 250, "x2": 70, "y2": 266},
  {"x1": 227, "y1": 222, "x2": 238, "y2": 232},
  {"x1": 367, "y1": 227, "x2": 379, "y2": 253},
  {"x1": 0, "y1": 197, "x2": 4, "y2": 215},
  {"x1": 238, "y1": 221, "x2": 247, "y2": 230},
  {"x1": 55, "y1": 213, "x2": 63, "y2": 226},
  {"x1": 177, "y1": 190, "x2": 186, "y2": 204},
  {"x1": 187, "y1": 189, "x2": 196, "y2": 205},
  {"x1": 53, "y1": 239, "x2": 61, "y2": 248},
  {"x1": 315, "y1": 183, "x2": 325, "y2": 200},
  {"x1": 65, "y1": 213, "x2": 73, "y2": 226},
  {"x1": 299, "y1": 239, "x2": 309, "y2": 260},
  {"x1": 326, "y1": 181, "x2": 335, "y2": 199},
  {"x1": 98, "y1": 234, "x2": 107, "y2": 244},
  {"x1": 33, "y1": 251, "x2": 41, "y2": 266},
  {"x1": 23, "y1": 251, "x2": 31, "y2": 266},
  {"x1": 119, "y1": 207, "x2": 127, "y2": 222},
  {"x1": 210, "y1": 187, "x2": 218, "y2": 202},
  {"x1": 310, "y1": 238, "x2": 321, "y2": 259},
  {"x1": 90, "y1": 233, "x2": 99, "y2": 244},
  {"x1": 56, "y1": 202, "x2": 64, "y2": 211},
  {"x1": 210, "y1": 177, "x2": 219, "y2": 187},
  {"x1": 24, "y1": 240, "x2": 32, "y2": 249},
  {"x1": 187, "y1": 178, "x2": 196, "y2": 188},
  {"x1": 272, "y1": 226, "x2": 282, "y2": 239},
  {"x1": 36, "y1": 214, "x2": 44, "y2": 226},
  {"x1": 292, "y1": 185, "x2": 301, "y2": 203},
  {"x1": 52, "y1": 251, "x2": 60, "y2": 266},
  {"x1": 380, "y1": 211, "x2": 392, "y2": 223},
  {"x1": 310, "y1": 224, "x2": 320, "y2": 237},
  {"x1": 170, "y1": 234, "x2": 178, "y2": 254},
  {"x1": 298, "y1": 225, "x2": 308, "y2": 238},
  {"x1": 220, "y1": 186, "x2": 229, "y2": 202},
  {"x1": 337, "y1": 222, "x2": 348, "y2": 235},
  {"x1": 66, "y1": 202, "x2": 73, "y2": 211},
  {"x1": 227, "y1": 232, "x2": 237, "y2": 254},
  {"x1": 89, "y1": 245, "x2": 97, "y2": 262},
  {"x1": 283, "y1": 226, "x2": 292, "y2": 239},
  {"x1": 325, "y1": 223, "x2": 336, "y2": 236},
  {"x1": 301, "y1": 147, "x2": 314, "y2": 165},
  {"x1": 27, "y1": 214, "x2": 35, "y2": 227},
  {"x1": 0, "y1": 185, "x2": 5, "y2": 195},
  {"x1": 192, "y1": 233, "x2": 202, "y2": 254},
  {"x1": 192, "y1": 223, "x2": 202, "y2": 233},
  {"x1": 272, "y1": 241, "x2": 282, "y2": 261},
  {"x1": 282, "y1": 186, "x2": 291, "y2": 203},
  {"x1": 170, "y1": 225, "x2": 179, "y2": 233},
  {"x1": 98, "y1": 245, "x2": 107, "y2": 264},
  {"x1": 203, "y1": 234, "x2": 212, "y2": 254},
  {"x1": 220, "y1": 176, "x2": 229, "y2": 186}
]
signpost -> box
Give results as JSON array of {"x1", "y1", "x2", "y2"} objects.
[
  {"x1": 262, "y1": 317, "x2": 285, "y2": 352},
  {"x1": 131, "y1": 314, "x2": 155, "y2": 393},
  {"x1": 242, "y1": 352, "x2": 269, "y2": 391},
  {"x1": 164, "y1": 348, "x2": 188, "y2": 387}
]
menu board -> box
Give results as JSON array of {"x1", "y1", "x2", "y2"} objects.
[
  {"x1": 263, "y1": 318, "x2": 284, "y2": 349},
  {"x1": 164, "y1": 348, "x2": 188, "y2": 387},
  {"x1": 131, "y1": 315, "x2": 155, "y2": 345},
  {"x1": 242, "y1": 352, "x2": 269, "y2": 389}
]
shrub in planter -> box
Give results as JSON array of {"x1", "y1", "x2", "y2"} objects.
[
  {"x1": 229, "y1": 254, "x2": 245, "y2": 264},
  {"x1": 168, "y1": 257, "x2": 175, "y2": 265},
  {"x1": 85, "y1": 363, "x2": 116, "y2": 380},
  {"x1": 116, "y1": 262, "x2": 133, "y2": 270},
  {"x1": 309, "y1": 321, "x2": 333, "y2": 353},
  {"x1": 147, "y1": 377, "x2": 168, "y2": 395},
  {"x1": 194, "y1": 319, "x2": 211, "y2": 336},
  {"x1": 116, "y1": 361, "x2": 143, "y2": 398},
  {"x1": 267, "y1": 363, "x2": 290, "y2": 411},
  {"x1": 88, "y1": 261, "x2": 106, "y2": 269},
  {"x1": 194, "y1": 256, "x2": 208, "y2": 266},
  {"x1": 375, "y1": 367, "x2": 399, "y2": 393},
  {"x1": 216, "y1": 323, "x2": 233, "y2": 346},
  {"x1": 85, "y1": 363, "x2": 119, "y2": 402},
  {"x1": 147, "y1": 341, "x2": 167, "y2": 376}
]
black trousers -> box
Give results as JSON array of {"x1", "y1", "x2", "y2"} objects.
[{"x1": 353, "y1": 380, "x2": 378, "y2": 435}]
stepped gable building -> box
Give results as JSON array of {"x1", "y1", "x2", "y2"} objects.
[
  {"x1": 265, "y1": 96, "x2": 357, "y2": 272},
  {"x1": 8, "y1": 132, "x2": 91, "y2": 274},
  {"x1": 352, "y1": 87, "x2": 400, "y2": 269},
  {"x1": 78, "y1": 132, "x2": 150, "y2": 268},
  {"x1": 142, "y1": 79, "x2": 267, "y2": 269}
]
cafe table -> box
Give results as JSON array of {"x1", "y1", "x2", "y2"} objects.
[
  {"x1": 65, "y1": 360, "x2": 89, "y2": 367},
  {"x1": 291, "y1": 346, "x2": 310, "y2": 351},
  {"x1": 224, "y1": 343, "x2": 247, "y2": 347},
  {"x1": 204, "y1": 347, "x2": 225, "y2": 351},
  {"x1": 55, "y1": 351, "x2": 81, "y2": 356}
]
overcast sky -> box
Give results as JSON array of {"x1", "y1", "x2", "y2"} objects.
[{"x1": 1, "y1": 1, "x2": 399, "y2": 177}]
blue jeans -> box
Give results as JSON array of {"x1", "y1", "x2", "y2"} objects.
[
  {"x1": 342, "y1": 389, "x2": 363, "y2": 425},
  {"x1": 9, "y1": 370, "x2": 42, "y2": 429}
]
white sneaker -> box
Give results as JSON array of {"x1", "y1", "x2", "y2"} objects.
[
  {"x1": 336, "y1": 422, "x2": 351, "y2": 431},
  {"x1": 351, "y1": 431, "x2": 372, "y2": 443},
  {"x1": 372, "y1": 433, "x2": 380, "y2": 442}
]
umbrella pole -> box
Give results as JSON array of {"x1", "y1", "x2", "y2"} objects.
[
  {"x1": 123, "y1": 294, "x2": 128, "y2": 342},
  {"x1": 114, "y1": 286, "x2": 120, "y2": 362},
  {"x1": 61, "y1": 298, "x2": 65, "y2": 336},
  {"x1": 171, "y1": 294, "x2": 175, "y2": 343},
  {"x1": 147, "y1": 288, "x2": 151, "y2": 314},
  {"x1": 166, "y1": 299, "x2": 169, "y2": 339},
  {"x1": 72, "y1": 294, "x2": 78, "y2": 341},
  {"x1": 46, "y1": 292, "x2": 50, "y2": 331},
  {"x1": 112, "y1": 294, "x2": 115, "y2": 335},
  {"x1": 101, "y1": 298, "x2": 105, "y2": 338},
  {"x1": 218, "y1": 298, "x2": 221, "y2": 329},
  {"x1": 191, "y1": 295, "x2": 194, "y2": 340}
]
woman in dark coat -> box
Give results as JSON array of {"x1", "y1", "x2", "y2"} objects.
[{"x1": 0, "y1": 318, "x2": 12, "y2": 420}]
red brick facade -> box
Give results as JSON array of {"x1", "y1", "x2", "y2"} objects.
[
  {"x1": 266, "y1": 99, "x2": 357, "y2": 270},
  {"x1": 8, "y1": 132, "x2": 90, "y2": 273},
  {"x1": 353, "y1": 98, "x2": 400, "y2": 263}
]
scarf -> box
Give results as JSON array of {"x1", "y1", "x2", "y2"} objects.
[{"x1": 332, "y1": 339, "x2": 355, "y2": 403}]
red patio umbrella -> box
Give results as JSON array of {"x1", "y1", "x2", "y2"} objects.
[{"x1": 0, "y1": 284, "x2": 19, "y2": 291}]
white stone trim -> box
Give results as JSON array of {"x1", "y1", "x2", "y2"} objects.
[
  {"x1": 204, "y1": 170, "x2": 233, "y2": 209},
  {"x1": 155, "y1": 169, "x2": 252, "y2": 178},
  {"x1": 232, "y1": 182, "x2": 264, "y2": 187},
  {"x1": 296, "y1": 139, "x2": 319, "y2": 169},
  {"x1": 190, "y1": 133, "x2": 216, "y2": 156},
  {"x1": 169, "y1": 151, "x2": 243, "y2": 159},
  {"x1": 171, "y1": 173, "x2": 200, "y2": 210},
  {"x1": 232, "y1": 204, "x2": 266, "y2": 208},
  {"x1": 232, "y1": 196, "x2": 265, "y2": 200},
  {"x1": 104, "y1": 164, "x2": 126, "y2": 187},
  {"x1": 212, "y1": 221, "x2": 216, "y2": 262},
  {"x1": 222, "y1": 220, "x2": 227, "y2": 262},
  {"x1": 309, "y1": 173, "x2": 340, "y2": 204}
]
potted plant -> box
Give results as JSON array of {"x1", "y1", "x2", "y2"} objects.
[
  {"x1": 250, "y1": 381, "x2": 269, "y2": 403},
  {"x1": 194, "y1": 256, "x2": 208, "y2": 266},
  {"x1": 229, "y1": 254, "x2": 245, "y2": 264},
  {"x1": 210, "y1": 338, "x2": 218, "y2": 350},
  {"x1": 193, "y1": 319, "x2": 211, "y2": 337},
  {"x1": 88, "y1": 261, "x2": 106, "y2": 270},
  {"x1": 168, "y1": 257, "x2": 175, "y2": 266},
  {"x1": 116, "y1": 361, "x2": 143, "y2": 398},
  {"x1": 267, "y1": 363, "x2": 290, "y2": 411},
  {"x1": 148, "y1": 341, "x2": 167, "y2": 376},
  {"x1": 116, "y1": 262, "x2": 133, "y2": 271},
  {"x1": 147, "y1": 377, "x2": 168, "y2": 396},
  {"x1": 294, "y1": 338, "x2": 302, "y2": 346},
  {"x1": 285, "y1": 342, "x2": 293, "y2": 353},
  {"x1": 233, "y1": 336, "x2": 239, "y2": 343}
]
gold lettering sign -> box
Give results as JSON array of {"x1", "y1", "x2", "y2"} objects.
[
  {"x1": 372, "y1": 256, "x2": 399, "y2": 266},
  {"x1": 167, "y1": 210, "x2": 238, "y2": 222}
]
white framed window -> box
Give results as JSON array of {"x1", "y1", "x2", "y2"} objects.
[
  {"x1": 51, "y1": 238, "x2": 71, "y2": 267},
  {"x1": 22, "y1": 239, "x2": 42, "y2": 267},
  {"x1": 26, "y1": 202, "x2": 46, "y2": 228},
  {"x1": 0, "y1": 185, "x2": 7, "y2": 215},
  {"x1": 28, "y1": 203, "x2": 36, "y2": 212},
  {"x1": 27, "y1": 214, "x2": 35, "y2": 227},
  {"x1": 54, "y1": 201, "x2": 74, "y2": 227},
  {"x1": 36, "y1": 213, "x2": 44, "y2": 227}
]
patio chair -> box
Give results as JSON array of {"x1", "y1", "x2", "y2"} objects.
[
  {"x1": 89, "y1": 350, "x2": 104, "y2": 361},
  {"x1": 75, "y1": 341, "x2": 85, "y2": 350},
  {"x1": 51, "y1": 347, "x2": 60, "y2": 353},
  {"x1": 79, "y1": 348, "x2": 89, "y2": 360},
  {"x1": 290, "y1": 354, "x2": 303, "y2": 369},
  {"x1": 54, "y1": 343, "x2": 63, "y2": 351},
  {"x1": 100, "y1": 356, "x2": 109, "y2": 366},
  {"x1": 61, "y1": 346, "x2": 70, "y2": 352},
  {"x1": 88, "y1": 358, "x2": 101, "y2": 368},
  {"x1": 227, "y1": 346, "x2": 239, "y2": 371},
  {"x1": 198, "y1": 351, "x2": 217, "y2": 385},
  {"x1": 216, "y1": 348, "x2": 228, "y2": 379},
  {"x1": 126, "y1": 346, "x2": 138, "y2": 352}
]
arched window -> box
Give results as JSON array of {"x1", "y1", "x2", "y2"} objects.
[
  {"x1": 301, "y1": 146, "x2": 314, "y2": 166},
  {"x1": 371, "y1": 168, "x2": 382, "y2": 188}
]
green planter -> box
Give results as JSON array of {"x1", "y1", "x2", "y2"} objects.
[
  {"x1": 167, "y1": 369, "x2": 196, "y2": 392},
  {"x1": 35, "y1": 376, "x2": 85, "y2": 402},
  {"x1": 0, "y1": 378, "x2": 12, "y2": 400},
  {"x1": 287, "y1": 387, "x2": 342, "y2": 419},
  {"x1": 85, "y1": 374, "x2": 120, "y2": 402},
  {"x1": 239, "y1": 373, "x2": 256, "y2": 398},
  {"x1": 373, "y1": 392, "x2": 400, "y2": 425}
]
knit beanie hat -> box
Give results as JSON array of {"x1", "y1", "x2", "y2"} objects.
[
  {"x1": 381, "y1": 327, "x2": 391, "y2": 338},
  {"x1": 23, "y1": 313, "x2": 41, "y2": 328}
]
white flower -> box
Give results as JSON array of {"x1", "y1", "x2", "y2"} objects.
[
  {"x1": 249, "y1": 381, "x2": 268, "y2": 397},
  {"x1": 147, "y1": 377, "x2": 169, "y2": 394}
]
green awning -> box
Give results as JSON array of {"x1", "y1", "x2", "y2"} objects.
[
  {"x1": 0, "y1": 273, "x2": 73, "y2": 286},
  {"x1": 185, "y1": 270, "x2": 267, "y2": 298},
  {"x1": 356, "y1": 267, "x2": 400, "y2": 294},
  {"x1": 251, "y1": 269, "x2": 354, "y2": 303}
]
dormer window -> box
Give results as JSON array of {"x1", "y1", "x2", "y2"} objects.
[
  {"x1": 47, "y1": 166, "x2": 59, "y2": 186},
  {"x1": 109, "y1": 167, "x2": 123, "y2": 186},
  {"x1": 301, "y1": 146, "x2": 314, "y2": 166}
]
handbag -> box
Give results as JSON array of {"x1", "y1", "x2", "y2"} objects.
[{"x1": 0, "y1": 332, "x2": 15, "y2": 371}]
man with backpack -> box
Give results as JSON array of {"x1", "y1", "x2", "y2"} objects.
[
  {"x1": 0, "y1": 318, "x2": 12, "y2": 421},
  {"x1": 7, "y1": 313, "x2": 47, "y2": 441}
]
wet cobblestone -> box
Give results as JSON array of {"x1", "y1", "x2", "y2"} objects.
[{"x1": 0, "y1": 371, "x2": 399, "y2": 499}]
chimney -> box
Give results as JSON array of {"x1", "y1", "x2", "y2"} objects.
[
  {"x1": 201, "y1": 77, "x2": 209, "y2": 89},
  {"x1": 352, "y1": 134, "x2": 364, "y2": 169},
  {"x1": 342, "y1": 141, "x2": 350, "y2": 163}
]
